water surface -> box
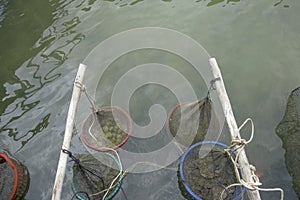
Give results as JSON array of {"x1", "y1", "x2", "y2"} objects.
[{"x1": 0, "y1": 0, "x2": 299, "y2": 199}]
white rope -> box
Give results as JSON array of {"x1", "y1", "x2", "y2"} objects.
[
  {"x1": 88, "y1": 161, "x2": 178, "y2": 199},
  {"x1": 86, "y1": 112, "x2": 123, "y2": 200},
  {"x1": 74, "y1": 81, "x2": 123, "y2": 199},
  {"x1": 74, "y1": 81, "x2": 97, "y2": 112},
  {"x1": 221, "y1": 118, "x2": 284, "y2": 200},
  {"x1": 76, "y1": 82, "x2": 285, "y2": 200},
  {"x1": 87, "y1": 109, "x2": 179, "y2": 199}
]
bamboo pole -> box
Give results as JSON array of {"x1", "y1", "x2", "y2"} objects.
[
  {"x1": 52, "y1": 64, "x2": 87, "y2": 200},
  {"x1": 209, "y1": 58, "x2": 261, "y2": 200}
]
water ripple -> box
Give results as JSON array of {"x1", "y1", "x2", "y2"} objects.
[
  {"x1": 0, "y1": 0, "x2": 91, "y2": 152},
  {"x1": 0, "y1": 0, "x2": 8, "y2": 28}
]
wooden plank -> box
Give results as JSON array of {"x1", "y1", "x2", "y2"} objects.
[
  {"x1": 209, "y1": 58, "x2": 261, "y2": 200},
  {"x1": 52, "y1": 64, "x2": 87, "y2": 200}
]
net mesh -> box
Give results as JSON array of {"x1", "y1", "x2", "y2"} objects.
[
  {"x1": 180, "y1": 143, "x2": 242, "y2": 200},
  {"x1": 276, "y1": 87, "x2": 300, "y2": 197},
  {"x1": 72, "y1": 153, "x2": 122, "y2": 200},
  {"x1": 0, "y1": 159, "x2": 14, "y2": 200},
  {"x1": 168, "y1": 97, "x2": 212, "y2": 147},
  {"x1": 0, "y1": 153, "x2": 30, "y2": 200},
  {"x1": 81, "y1": 106, "x2": 131, "y2": 151}
]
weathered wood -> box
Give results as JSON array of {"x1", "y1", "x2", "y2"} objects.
[
  {"x1": 52, "y1": 64, "x2": 87, "y2": 200},
  {"x1": 209, "y1": 58, "x2": 261, "y2": 200}
]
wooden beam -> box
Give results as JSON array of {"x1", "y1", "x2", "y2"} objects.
[
  {"x1": 209, "y1": 58, "x2": 261, "y2": 200},
  {"x1": 52, "y1": 64, "x2": 87, "y2": 200}
]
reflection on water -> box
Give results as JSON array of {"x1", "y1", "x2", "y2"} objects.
[
  {"x1": 0, "y1": 0, "x2": 8, "y2": 27},
  {"x1": 205, "y1": 0, "x2": 241, "y2": 7},
  {"x1": 0, "y1": 0, "x2": 86, "y2": 151},
  {"x1": 104, "y1": 0, "x2": 243, "y2": 7},
  {"x1": 274, "y1": 0, "x2": 290, "y2": 8}
]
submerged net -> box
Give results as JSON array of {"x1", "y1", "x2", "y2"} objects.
[
  {"x1": 179, "y1": 142, "x2": 243, "y2": 200},
  {"x1": 167, "y1": 97, "x2": 212, "y2": 147},
  {"x1": 0, "y1": 153, "x2": 30, "y2": 200},
  {"x1": 72, "y1": 153, "x2": 122, "y2": 200},
  {"x1": 276, "y1": 87, "x2": 300, "y2": 197},
  {"x1": 0, "y1": 156, "x2": 14, "y2": 200},
  {"x1": 81, "y1": 106, "x2": 132, "y2": 151}
]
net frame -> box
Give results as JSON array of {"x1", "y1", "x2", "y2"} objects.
[
  {"x1": 81, "y1": 106, "x2": 132, "y2": 152},
  {"x1": 179, "y1": 141, "x2": 245, "y2": 200}
]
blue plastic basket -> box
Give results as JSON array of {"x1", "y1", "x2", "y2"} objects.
[{"x1": 179, "y1": 141, "x2": 245, "y2": 200}]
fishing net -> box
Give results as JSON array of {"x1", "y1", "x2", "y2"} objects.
[
  {"x1": 81, "y1": 106, "x2": 132, "y2": 151},
  {"x1": 0, "y1": 152, "x2": 30, "y2": 200},
  {"x1": 167, "y1": 97, "x2": 213, "y2": 148},
  {"x1": 276, "y1": 87, "x2": 300, "y2": 197},
  {"x1": 71, "y1": 152, "x2": 122, "y2": 200},
  {"x1": 179, "y1": 142, "x2": 244, "y2": 200}
]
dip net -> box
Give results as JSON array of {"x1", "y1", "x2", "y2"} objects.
[
  {"x1": 167, "y1": 96, "x2": 214, "y2": 148},
  {"x1": 179, "y1": 142, "x2": 244, "y2": 200},
  {"x1": 81, "y1": 106, "x2": 132, "y2": 152},
  {"x1": 0, "y1": 152, "x2": 30, "y2": 200},
  {"x1": 70, "y1": 152, "x2": 122, "y2": 200}
]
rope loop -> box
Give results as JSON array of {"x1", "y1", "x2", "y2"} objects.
[
  {"x1": 74, "y1": 80, "x2": 97, "y2": 112},
  {"x1": 231, "y1": 138, "x2": 247, "y2": 147},
  {"x1": 74, "y1": 80, "x2": 86, "y2": 92},
  {"x1": 221, "y1": 118, "x2": 284, "y2": 200},
  {"x1": 62, "y1": 149, "x2": 80, "y2": 165},
  {"x1": 207, "y1": 77, "x2": 221, "y2": 98},
  {"x1": 210, "y1": 77, "x2": 221, "y2": 89}
]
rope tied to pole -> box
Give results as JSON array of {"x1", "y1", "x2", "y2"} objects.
[
  {"x1": 207, "y1": 77, "x2": 221, "y2": 98},
  {"x1": 74, "y1": 81, "x2": 97, "y2": 112},
  {"x1": 221, "y1": 118, "x2": 284, "y2": 200},
  {"x1": 62, "y1": 149, "x2": 80, "y2": 165},
  {"x1": 74, "y1": 80, "x2": 129, "y2": 200},
  {"x1": 52, "y1": 64, "x2": 87, "y2": 200}
]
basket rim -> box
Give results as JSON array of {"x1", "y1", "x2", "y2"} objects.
[
  {"x1": 81, "y1": 106, "x2": 132, "y2": 152},
  {"x1": 0, "y1": 152, "x2": 20, "y2": 200},
  {"x1": 179, "y1": 141, "x2": 245, "y2": 200}
]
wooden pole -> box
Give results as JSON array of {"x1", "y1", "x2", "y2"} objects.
[
  {"x1": 52, "y1": 64, "x2": 87, "y2": 200},
  {"x1": 209, "y1": 58, "x2": 261, "y2": 200}
]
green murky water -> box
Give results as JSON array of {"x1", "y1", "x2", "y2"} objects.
[{"x1": 0, "y1": 0, "x2": 299, "y2": 199}]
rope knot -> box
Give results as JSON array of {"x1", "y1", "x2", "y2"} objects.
[
  {"x1": 210, "y1": 77, "x2": 220, "y2": 89},
  {"x1": 74, "y1": 81, "x2": 86, "y2": 91},
  {"x1": 207, "y1": 77, "x2": 221, "y2": 98},
  {"x1": 62, "y1": 149, "x2": 80, "y2": 165},
  {"x1": 74, "y1": 80, "x2": 97, "y2": 112},
  {"x1": 250, "y1": 164, "x2": 256, "y2": 172},
  {"x1": 231, "y1": 138, "x2": 247, "y2": 146},
  {"x1": 222, "y1": 118, "x2": 284, "y2": 200}
]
